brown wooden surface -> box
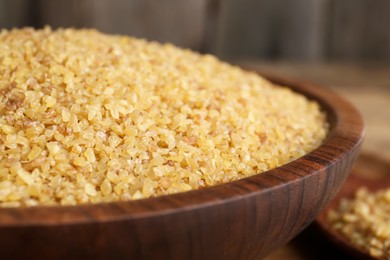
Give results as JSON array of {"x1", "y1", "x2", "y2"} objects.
[
  {"x1": 213, "y1": 0, "x2": 328, "y2": 60},
  {"x1": 329, "y1": 0, "x2": 390, "y2": 61},
  {"x1": 0, "y1": 0, "x2": 30, "y2": 28},
  {"x1": 0, "y1": 74, "x2": 363, "y2": 259},
  {"x1": 238, "y1": 61, "x2": 389, "y2": 259},
  {"x1": 212, "y1": 0, "x2": 390, "y2": 61},
  {"x1": 36, "y1": 0, "x2": 207, "y2": 50},
  {"x1": 2, "y1": 0, "x2": 390, "y2": 61}
]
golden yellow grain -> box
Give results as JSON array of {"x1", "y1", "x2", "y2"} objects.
[
  {"x1": 85, "y1": 183, "x2": 97, "y2": 197},
  {"x1": 328, "y1": 187, "x2": 390, "y2": 259},
  {"x1": 0, "y1": 27, "x2": 328, "y2": 207},
  {"x1": 28, "y1": 146, "x2": 43, "y2": 161},
  {"x1": 46, "y1": 142, "x2": 60, "y2": 155}
]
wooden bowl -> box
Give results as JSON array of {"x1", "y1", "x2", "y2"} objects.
[
  {"x1": 0, "y1": 74, "x2": 364, "y2": 260},
  {"x1": 315, "y1": 154, "x2": 390, "y2": 260}
]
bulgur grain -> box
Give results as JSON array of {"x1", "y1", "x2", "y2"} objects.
[
  {"x1": 328, "y1": 187, "x2": 390, "y2": 259},
  {"x1": 0, "y1": 27, "x2": 327, "y2": 207}
]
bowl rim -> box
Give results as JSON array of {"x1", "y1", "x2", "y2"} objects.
[{"x1": 0, "y1": 71, "x2": 365, "y2": 227}]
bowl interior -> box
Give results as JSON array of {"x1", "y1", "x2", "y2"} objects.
[{"x1": 0, "y1": 73, "x2": 364, "y2": 260}]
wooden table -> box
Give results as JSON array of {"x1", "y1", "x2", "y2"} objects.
[{"x1": 237, "y1": 61, "x2": 390, "y2": 259}]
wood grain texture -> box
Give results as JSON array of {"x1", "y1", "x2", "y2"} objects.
[
  {"x1": 2, "y1": 0, "x2": 390, "y2": 61},
  {"x1": 0, "y1": 0, "x2": 31, "y2": 28},
  {"x1": 0, "y1": 74, "x2": 364, "y2": 259},
  {"x1": 213, "y1": 0, "x2": 390, "y2": 61},
  {"x1": 201, "y1": 0, "x2": 221, "y2": 53},
  {"x1": 328, "y1": 0, "x2": 390, "y2": 61},
  {"x1": 213, "y1": 0, "x2": 329, "y2": 60},
  {"x1": 36, "y1": 0, "x2": 207, "y2": 50}
]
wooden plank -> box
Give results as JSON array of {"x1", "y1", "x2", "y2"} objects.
[
  {"x1": 278, "y1": 0, "x2": 329, "y2": 60},
  {"x1": 0, "y1": 0, "x2": 32, "y2": 29},
  {"x1": 212, "y1": 0, "x2": 329, "y2": 61},
  {"x1": 3, "y1": 0, "x2": 390, "y2": 61},
  {"x1": 201, "y1": 0, "x2": 221, "y2": 53},
  {"x1": 37, "y1": 0, "x2": 96, "y2": 28},
  {"x1": 37, "y1": 0, "x2": 207, "y2": 50},
  {"x1": 327, "y1": 0, "x2": 390, "y2": 61},
  {"x1": 327, "y1": 0, "x2": 369, "y2": 60},
  {"x1": 214, "y1": 0, "x2": 283, "y2": 59}
]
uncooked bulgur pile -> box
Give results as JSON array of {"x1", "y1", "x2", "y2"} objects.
[
  {"x1": 328, "y1": 187, "x2": 390, "y2": 259},
  {"x1": 0, "y1": 27, "x2": 327, "y2": 207}
]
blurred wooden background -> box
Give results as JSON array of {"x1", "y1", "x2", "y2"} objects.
[{"x1": 1, "y1": 0, "x2": 390, "y2": 62}]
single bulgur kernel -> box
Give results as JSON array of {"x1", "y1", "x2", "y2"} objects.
[
  {"x1": 86, "y1": 105, "x2": 97, "y2": 121},
  {"x1": 84, "y1": 148, "x2": 96, "y2": 163},
  {"x1": 101, "y1": 179, "x2": 112, "y2": 196},
  {"x1": 0, "y1": 27, "x2": 328, "y2": 207},
  {"x1": 46, "y1": 142, "x2": 60, "y2": 155},
  {"x1": 114, "y1": 182, "x2": 124, "y2": 195},
  {"x1": 61, "y1": 110, "x2": 71, "y2": 122},
  {"x1": 369, "y1": 247, "x2": 383, "y2": 258},
  {"x1": 85, "y1": 183, "x2": 97, "y2": 197},
  {"x1": 181, "y1": 183, "x2": 192, "y2": 192},
  {"x1": 54, "y1": 132, "x2": 64, "y2": 141},
  {"x1": 1, "y1": 125, "x2": 16, "y2": 135},
  {"x1": 43, "y1": 95, "x2": 56, "y2": 107},
  {"x1": 28, "y1": 146, "x2": 43, "y2": 161},
  {"x1": 142, "y1": 179, "x2": 155, "y2": 197},
  {"x1": 71, "y1": 145, "x2": 83, "y2": 154},
  {"x1": 12, "y1": 167, "x2": 34, "y2": 186},
  {"x1": 74, "y1": 157, "x2": 87, "y2": 167},
  {"x1": 107, "y1": 171, "x2": 120, "y2": 184},
  {"x1": 132, "y1": 190, "x2": 143, "y2": 200},
  {"x1": 28, "y1": 185, "x2": 40, "y2": 197}
]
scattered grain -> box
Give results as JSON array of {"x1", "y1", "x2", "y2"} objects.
[{"x1": 328, "y1": 187, "x2": 390, "y2": 259}]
